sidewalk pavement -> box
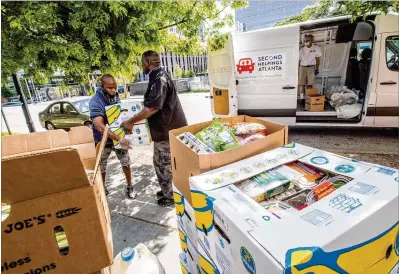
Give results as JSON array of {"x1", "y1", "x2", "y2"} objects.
[{"x1": 105, "y1": 144, "x2": 181, "y2": 274}]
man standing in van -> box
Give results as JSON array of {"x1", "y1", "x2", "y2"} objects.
[
  {"x1": 298, "y1": 34, "x2": 322, "y2": 104},
  {"x1": 121, "y1": 50, "x2": 188, "y2": 207}
]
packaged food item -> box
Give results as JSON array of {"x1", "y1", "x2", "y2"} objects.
[
  {"x1": 268, "y1": 188, "x2": 297, "y2": 202},
  {"x1": 285, "y1": 162, "x2": 324, "y2": 189},
  {"x1": 284, "y1": 191, "x2": 309, "y2": 210},
  {"x1": 195, "y1": 119, "x2": 240, "y2": 152},
  {"x1": 306, "y1": 181, "x2": 336, "y2": 204},
  {"x1": 236, "y1": 132, "x2": 266, "y2": 145},
  {"x1": 236, "y1": 168, "x2": 294, "y2": 202},
  {"x1": 319, "y1": 175, "x2": 352, "y2": 189},
  {"x1": 235, "y1": 178, "x2": 267, "y2": 202},
  {"x1": 231, "y1": 122, "x2": 266, "y2": 135},
  {"x1": 260, "y1": 201, "x2": 298, "y2": 219},
  {"x1": 178, "y1": 132, "x2": 215, "y2": 154}
]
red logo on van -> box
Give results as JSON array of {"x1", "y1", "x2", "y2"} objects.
[{"x1": 236, "y1": 58, "x2": 255, "y2": 74}]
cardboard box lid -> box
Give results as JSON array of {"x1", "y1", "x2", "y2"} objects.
[
  {"x1": 190, "y1": 143, "x2": 314, "y2": 191},
  {"x1": 1, "y1": 126, "x2": 109, "y2": 204}
]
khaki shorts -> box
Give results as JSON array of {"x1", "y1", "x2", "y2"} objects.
[
  {"x1": 299, "y1": 66, "x2": 316, "y2": 86},
  {"x1": 100, "y1": 145, "x2": 131, "y2": 173}
]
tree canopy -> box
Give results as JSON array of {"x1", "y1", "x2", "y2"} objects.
[
  {"x1": 1, "y1": 0, "x2": 246, "y2": 83},
  {"x1": 274, "y1": 0, "x2": 399, "y2": 26}
]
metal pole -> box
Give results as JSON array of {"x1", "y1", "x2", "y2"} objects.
[
  {"x1": 24, "y1": 79, "x2": 33, "y2": 101},
  {"x1": 12, "y1": 73, "x2": 35, "y2": 132},
  {"x1": 30, "y1": 78, "x2": 41, "y2": 103},
  {"x1": 1, "y1": 108, "x2": 12, "y2": 135}
]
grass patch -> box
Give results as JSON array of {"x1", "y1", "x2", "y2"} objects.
[{"x1": 1, "y1": 132, "x2": 13, "y2": 137}]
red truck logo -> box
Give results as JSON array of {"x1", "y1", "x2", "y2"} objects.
[{"x1": 236, "y1": 58, "x2": 255, "y2": 74}]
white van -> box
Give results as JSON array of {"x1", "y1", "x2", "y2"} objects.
[{"x1": 208, "y1": 13, "x2": 399, "y2": 127}]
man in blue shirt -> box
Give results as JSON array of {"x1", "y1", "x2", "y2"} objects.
[{"x1": 89, "y1": 74, "x2": 137, "y2": 199}]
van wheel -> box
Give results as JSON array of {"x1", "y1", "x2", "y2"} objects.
[
  {"x1": 45, "y1": 122, "x2": 55, "y2": 130},
  {"x1": 84, "y1": 121, "x2": 92, "y2": 128}
]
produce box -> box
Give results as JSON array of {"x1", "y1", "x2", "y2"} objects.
[
  {"x1": 189, "y1": 143, "x2": 399, "y2": 274},
  {"x1": 173, "y1": 184, "x2": 198, "y2": 247},
  {"x1": 105, "y1": 100, "x2": 151, "y2": 146},
  {"x1": 169, "y1": 116, "x2": 288, "y2": 205},
  {"x1": 177, "y1": 221, "x2": 200, "y2": 274},
  {"x1": 305, "y1": 88, "x2": 325, "y2": 112},
  {"x1": 1, "y1": 127, "x2": 113, "y2": 274},
  {"x1": 111, "y1": 123, "x2": 152, "y2": 147},
  {"x1": 105, "y1": 99, "x2": 145, "y2": 128}
]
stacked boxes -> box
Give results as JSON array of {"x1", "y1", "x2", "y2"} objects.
[
  {"x1": 105, "y1": 99, "x2": 152, "y2": 146},
  {"x1": 189, "y1": 143, "x2": 399, "y2": 274},
  {"x1": 170, "y1": 116, "x2": 289, "y2": 274}
]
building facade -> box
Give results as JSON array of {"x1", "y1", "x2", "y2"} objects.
[{"x1": 235, "y1": 1, "x2": 315, "y2": 32}]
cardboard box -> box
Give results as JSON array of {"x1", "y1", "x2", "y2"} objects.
[
  {"x1": 197, "y1": 240, "x2": 220, "y2": 274},
  {"x1": 92, "y1": 267, "x2": 110, "y2": 274},
  {"x1": 177, "y1": 221, "x2": 200, "y2": 274},
  {"x1": 306, "y1": 88, "x2": 325, "y2": 112},
  {"x1": 1, "y1": 127, "x2": 113, "y2": 274},
  {"x1": 189, "y1": 143, "x2": 399, "y2": 274},
  {"x1": 105, "y1": 100, "x2": 145, "y2": 128},
  {"x1": 173, "y1": 184, "x2": 198, "y2": 247},
  {"x1": 169, "y1": 116, "x2": 288, "y2": 205},
  {"x1": 111, "y1": 123, "x2": 152, "y2": 147},
  {"x1": 106, "y1": 100, "x2": 152, "y2": 147}
]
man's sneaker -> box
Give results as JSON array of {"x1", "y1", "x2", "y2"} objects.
[
  {"x1": 157, "y1": 197, "x2": 174, "y2": 207},
  {"x1": 156, "y1": 190, "x2": 164, "y2": 199},
  {"x1": 126, "y1": 185, "x2": 137, "y2": 200}
]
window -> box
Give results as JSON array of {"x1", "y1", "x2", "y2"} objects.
[
  {"x1": 72, "y1": 99, "x2": 90, "y2": 113},
  {"x1": 48, "y1": 103, "x2": 61, "y2": 114},
  {"x1": 386, "y1": 35, "x2": 399, "y2": 71},
  {"x1": 63, "y1": 103, "x2": 77, "y2": 114}
]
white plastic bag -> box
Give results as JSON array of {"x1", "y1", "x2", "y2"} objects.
[
  {"x1": 336, "y1": 104, "x2": 363, "y2": 119},
  {"x1": 330, "y1": 91, "x2": 359, "y2": 107},
  {"x1": 110, "y1": 243, "x2": 165, "y2": 274}
]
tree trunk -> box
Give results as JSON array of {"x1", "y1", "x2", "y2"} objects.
[{"x1": 12, "y1": 73, "x2": 35, "y2": 132}]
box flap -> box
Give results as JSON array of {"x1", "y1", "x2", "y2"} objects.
[
  {"x1": 190, "y1": 143, "x2": 314, "y2": 191},
  {"x1": 1, "y1": 126, "x2": 101, "y2": 204},
  {"x1": 2, "y1": 149, "x2": 89, "y2": 204}
]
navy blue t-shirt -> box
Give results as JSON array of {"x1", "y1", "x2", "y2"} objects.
[{"x1": 89, "y1": 88, "x2": 120, "y2": 145}]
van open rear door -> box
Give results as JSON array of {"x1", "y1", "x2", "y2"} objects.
[
  {"x1": 234, "y1": 25, "x2": 300, "y2": 125},
  {"x1": 208, "y1": 33, "x2": 238, "y2": 117}
]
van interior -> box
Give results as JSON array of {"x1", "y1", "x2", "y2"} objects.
[{"x1": 296, "y1": 17, "x2": 375, "y2": 123}]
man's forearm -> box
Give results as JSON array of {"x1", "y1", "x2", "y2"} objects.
[
  {"x1": 316, "y1": 57, "x2": 320, "y2": 69},
  {"x1": 126, "y1": 107, "x2": 157, "y2": 124},
  {"x1": 95, "y1": 123, "x2": 121, "y2": 142}
]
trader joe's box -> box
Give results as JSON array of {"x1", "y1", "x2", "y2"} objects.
[
  {"x1": 1, "y1": 127, "x2": 113, "y2": 274},
  {"x1": 169, "y1": 116, "x2": 288, "y2": 205},
  {"x1": 189, "y1": 143, "x2": 399, "y2": 274}
]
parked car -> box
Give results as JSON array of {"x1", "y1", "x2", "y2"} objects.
[{"x1": 38, "y1": 97, "x2": 92, "y2": 130}]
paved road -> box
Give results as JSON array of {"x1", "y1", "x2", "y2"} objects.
[{"x1": 2, "y1": 93, "x2": 398, "y2": 273}]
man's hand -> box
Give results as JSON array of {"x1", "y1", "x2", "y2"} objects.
[
  {"x1": 121, "y1": 121, "x2": 133, "y2": 132},
  {"x1": 118, "y1": 138, "x2": 132, "y2": 149}
]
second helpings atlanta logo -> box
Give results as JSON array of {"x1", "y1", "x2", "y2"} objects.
[{"x1": 240, "y1": 247, "x2": 256, "y2": 274}]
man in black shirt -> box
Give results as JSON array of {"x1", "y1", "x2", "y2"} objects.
[{"x1": 122, "y1": 50, "x2": 187, "y2": 207}]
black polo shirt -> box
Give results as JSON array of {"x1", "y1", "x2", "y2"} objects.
[{"x1": 144, "y1": 67, "x2": 187, "y2": 142}]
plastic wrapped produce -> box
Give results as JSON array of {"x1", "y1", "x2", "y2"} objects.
[
  {"x1": 230, "y1": 122, "x2": 267, "y2": 135},
  {"x1": 236, "y1": 132, "x2": 266, "y2": 145},
  {"x1": 195, "y1": 119, "x2": 240, "y2": 152}
]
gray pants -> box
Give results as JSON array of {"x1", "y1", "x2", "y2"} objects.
[{"x1": 153, "y1": 141, "x2": 173, "y2": 199}]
